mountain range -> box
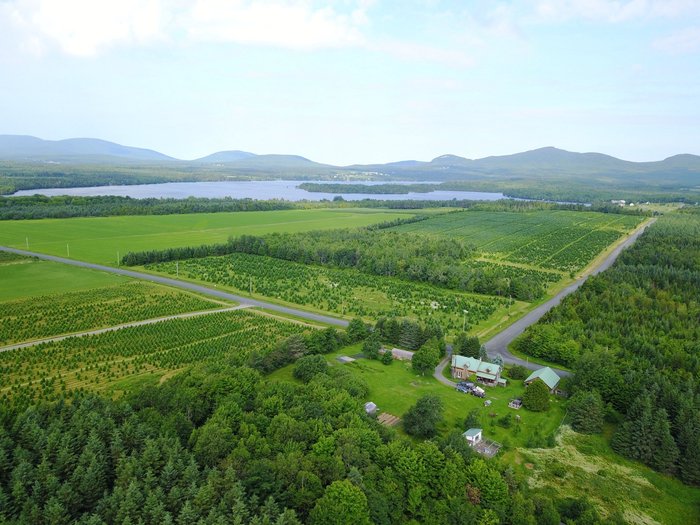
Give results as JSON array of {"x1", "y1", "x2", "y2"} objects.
[{"x1": 1, "y1": 135, "x2": 699, "y2": 184}]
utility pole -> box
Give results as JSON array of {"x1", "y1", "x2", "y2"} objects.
[
  {"x1": 176, "y1": 261, "x2": 179, "y2": 278},
  {"x1": 117, "y1": 251, "x2": 120, "y2": 266},
  {"x1": 25, "y1": 237, "x2": 29, "y2": 249},
  {"x1": 249, "y1": 277, "x2": 252, "y2": 295},
  {"x1": 66, "y1": 244, "x2": 70, "y2": 257},
  {"x1": 462, "y1": 310, "x2": 468, "y2": 331}
]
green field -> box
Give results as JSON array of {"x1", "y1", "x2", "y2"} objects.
[
  {"x1": 147, "y1": 252, "x2": 514, "y2": 332},
  {"x1": 393, "y1": 210, "x2": 643, "y2": 273},
  {"x1": 270, "y1": 345, "x2": 566, "y2": 449},
  {"x1": 521, "y1": 427, "x2": 700, "y2": 525},
  {"x1": 0, "y1": 309, "x2": 308, "y2": 403},
  {"x1": 0, "y1": 255, "x2": 127, "y2": 301},
  {"x1": 0, "y1": 208, "x2": 415, "y2": 265}
]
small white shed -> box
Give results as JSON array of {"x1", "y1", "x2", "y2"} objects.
[
  {"x1": 364, "y1": 402, "x2": 377, "y2": 415},
  {"x1": 463, "y1": 428, "x2": 483, "y2": 446}
]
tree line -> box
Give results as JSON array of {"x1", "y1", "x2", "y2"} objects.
[{"x1": 122, "y1": 225, "x2": 547, "y2": 301}]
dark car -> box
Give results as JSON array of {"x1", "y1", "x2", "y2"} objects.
[
  {"x1": 456, "y1": 385, "x2": 471, "y2": 394},
  {"x1": 458, "y1": 381, "x2": 475, "y2": 390}
]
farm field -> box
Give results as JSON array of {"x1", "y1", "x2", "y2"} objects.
[
  {"x1": 0, "y1": 208, "x2": 416, "y2": 265},
  {"x1": 0, "y1": 281, "x2": 224, "y2": 345},
  {"x1": 520, "y1": 427, "x2": 700, "y2": 525},
  {"x1": 0, "y1": 309, "x2": 308, "y2": 404},
  {"x1": 146, "y1": 252, "x2": 514, "y2": 332},
  {"x1": 269, "y1": 344, "x2": 566, "y2": 449},
  {"x1": 393, "y1": 209, "x2": 643, "y2": 273},
  {"x1": 0, "y1": 253, "x2": 127, "y2": 301}
]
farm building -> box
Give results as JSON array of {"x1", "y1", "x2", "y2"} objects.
[
  {"x1": 451, "y1": 355, "x2": 506, "y2": 387},
  {"x1": 524, "y1": 367, "x2": 561, "y2": 392},
  {"x1": 463, "y1": 428, "x2": 483, "y2": 446}
]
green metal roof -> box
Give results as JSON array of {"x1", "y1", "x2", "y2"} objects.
[
  {"x1": 524, "y1": 367, "x2": 560, "y2": 390},
  {"x1": 451, "y1": 356, "x2": 502, "y2": 376},
  {"x1": 476, "y1": 371, "x2": 497, "y2": 380},
  {"x1": 463, "y1": 428, "x2": 482, "y2": 438}
]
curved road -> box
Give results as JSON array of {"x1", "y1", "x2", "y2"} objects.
[
  {"x1": 0, "y1": 246, "x2": 349, "y2": 327},
  {"x1": 483, "y1": 218, "x2": 655, "y2": 376}
]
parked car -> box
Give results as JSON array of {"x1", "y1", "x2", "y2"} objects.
[
  {"x1": 471, "y1": 386, "x2": 486, "y2": 398},
  {"x1": 457, "y1": 381, "x2": 475, "y2": 390},
  {"x1": 456, "y1": 385, "x2": 471, "y2": 394}
]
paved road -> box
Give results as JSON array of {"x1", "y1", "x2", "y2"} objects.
[
  {"x1": 0, "y1": 246, "x2": 349, "y2": 328},
  {"x1": 0, "y1": 305, "x2": 251, "y2": 353},
  {"x1": 483, "y1": 218, "x2": 655, "y2": 376}
]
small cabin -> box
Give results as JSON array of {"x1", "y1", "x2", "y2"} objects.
[{"x1": 463, "y1": 428, "x2": 483, "y2": 446}]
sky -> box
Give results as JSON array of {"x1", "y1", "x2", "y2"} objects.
[{"x1": 1, "y1": 0, "x2": 699, "y2": 165}]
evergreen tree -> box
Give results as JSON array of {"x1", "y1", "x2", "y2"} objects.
[
  {"x1": 569, "y1": 390, "x2": 604, "y2": 434},
  {"x1": 522, "y1": 379, "x2": 550, "y2": 412}
]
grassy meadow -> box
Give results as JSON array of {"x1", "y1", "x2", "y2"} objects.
[
  {"x1": 0, "y1": 208, "x2": 415, "y2": 265},
  {"x1": 520, "y1": 427, "x2": 700, "y2": 525},
  {"x1": 0, "y1": 255, "x2": 127, "y2": 301}
]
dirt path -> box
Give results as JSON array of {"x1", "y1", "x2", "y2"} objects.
[{"x1": 0, "y1": 304, "x2": 252, "y2": 352}]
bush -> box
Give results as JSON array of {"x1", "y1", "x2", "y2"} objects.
[
  {"x1": 507, "y1": 365, "x2": 528, "y2": 380},
  {"x1": 381, "y1": 351, "x2": 393, "y2": 365}
]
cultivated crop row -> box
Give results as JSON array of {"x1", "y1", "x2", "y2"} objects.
[
  {"x1": 0, "y1": 282, "x2": 221, "y2": 345},
  {"x1": 393, "y1": 210, "x2": 642, "y2": 272},
  {"x1": 148, "y1": 253, "x2": 510, "y2": 331},
  {"x1": 0, "y1": 309, "x2": 307, "y2": 404}
]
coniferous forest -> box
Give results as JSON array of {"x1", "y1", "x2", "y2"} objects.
[{"x1": 515, "y1": 209, "x2": 700, "y2": 483}]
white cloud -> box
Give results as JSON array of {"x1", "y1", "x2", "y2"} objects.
[
  {"x1": 185, "y1": 0, "x2": 365, "y2": 49},
  {"x1": 0, "y1": 0, "x2": 371, "y2": 57},
  {"x1": 653, "y1": 26, "x2": 700, "y2": 54},
  {"x1": 534, "y1": 0, "x2": 700, "y2": 23},
  {"x1": 2, "y1": 0, "x2": 166, "y2": 56}
]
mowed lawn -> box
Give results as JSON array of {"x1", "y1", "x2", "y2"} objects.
[
  {"x1": 0, "y1": 208, "x2": 414, "y2": 265},
  {"x1": 0, "y1": 256, "x2": 128, "y2": 301}
]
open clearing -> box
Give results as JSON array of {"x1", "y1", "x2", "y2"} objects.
[
  {"x1": 270, "y1": 344, "x2": 566, "y2": 449},
  {"x1": 0, "y1": 208, "x2": 415, "y2": 265},
  {"x1": 0, "y1": 255, "x2": 127, "y2": 301},
  {"x1": 520, "y1": 427, "x2": 700, "y2": 525}
]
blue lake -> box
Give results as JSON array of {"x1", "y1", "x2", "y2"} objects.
[{"x1": 12, "y1": 180, "x2": 508, "y2": 202}]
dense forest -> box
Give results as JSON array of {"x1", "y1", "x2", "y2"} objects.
[
  {"x1": 515, "y1": 209, "x2": 700, "y2": 484},
  {"x1": 0, "y1": 358, "x2": 611, "y2": 525}
]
